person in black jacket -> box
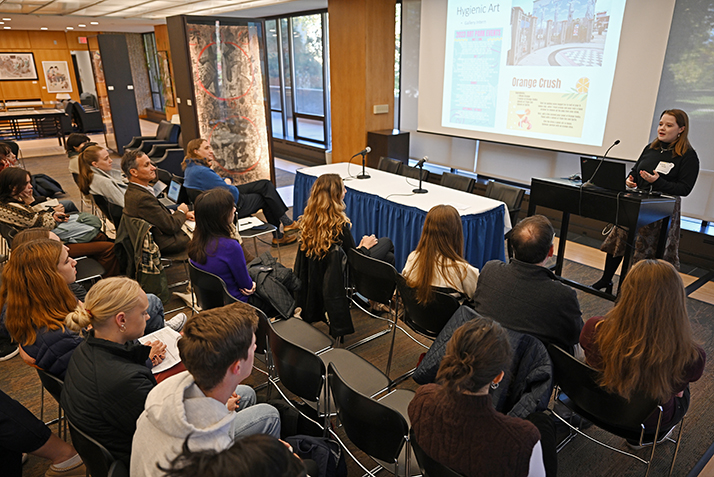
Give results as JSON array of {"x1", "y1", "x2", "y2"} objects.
[
  {"x1": 593, "y1": 109, "x2": 699, "y2": 291},
  {"x1": 61, "y1": 277, "x2": 168, "y2": 467}
]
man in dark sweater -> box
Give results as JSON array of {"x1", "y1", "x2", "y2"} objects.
[{"x1": 472, "y1": 214, "x2": 583, "y2": 352}]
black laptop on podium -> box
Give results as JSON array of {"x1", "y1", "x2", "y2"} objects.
[{"x1": 580, "y1": 157, "x2": 627, "y2": 192}]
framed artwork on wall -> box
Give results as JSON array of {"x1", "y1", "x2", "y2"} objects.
[
  {"x1": 158, "y1": 51, "x2": 175, "y2": 108},
  {"x1": 42, "y1": 60, "x2": 73, "y2": 93},
  {"x1": 0, "y1": 53, "x2": 38, "y2": 80}
]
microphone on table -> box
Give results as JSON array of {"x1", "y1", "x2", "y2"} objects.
[
  {"x1": 583, "y1": 139, "x2": 620, "y2": 187},
  {"x1": 353, "y1": 147, "x2": 371, "y2": 180},
  {"x1": 413, "y1": 156, "x2": 428, "y2": 194}
]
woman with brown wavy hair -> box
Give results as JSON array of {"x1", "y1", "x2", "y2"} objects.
[
  {"x1": 77, "y1": 145, "x2": 127, "y2": 207},
  {"x1": 298, "y1": 173, "x2": 394, "y2": 264},
  {"x1": 408, "y1": 317, "x2": 554, "y2": 476},
  {"x1": 402, "y1": 204, "x2": 478, "y2": 304},
  {"x1": 580, "y1": 259, "x2": 705, "y2": 441}
]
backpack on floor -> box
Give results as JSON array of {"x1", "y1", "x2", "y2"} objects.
[{"x1": 285, "y1": 435, "x2": 347, "y2": 477}]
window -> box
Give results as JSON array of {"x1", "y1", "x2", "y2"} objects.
[
  {"x1": 142, "y1": 32, "x2": 164, "y2": 112},
  {"x1": 266, "y1": 12, "x2": 330, "y2": 148}
]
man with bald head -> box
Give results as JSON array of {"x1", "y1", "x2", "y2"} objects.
[{"x1": 472, "y1": 214, "x2": 582, "y2": 352}]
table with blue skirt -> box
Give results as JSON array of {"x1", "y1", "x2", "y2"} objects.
[{"x1": 292, "y1": 163, "x2": 511, "y2": 271}]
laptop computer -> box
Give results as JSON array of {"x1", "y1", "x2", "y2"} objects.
[
  {"x1": 159, "y1": 179, "x2": 182, "y2": 207},
  {"x1": 580, "y1": 157, "x2": 627, "y2": 192}
]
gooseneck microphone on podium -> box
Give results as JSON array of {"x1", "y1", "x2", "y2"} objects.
[
  {"x1": 413, "y1": 156, "x2": 428, "y2": 194},
  {"x1": 583, "y1": 139, "x2": 621, "y2": 187},
  {"x1": 352, "y1": 147, "x2": 371, "y2": 180}
]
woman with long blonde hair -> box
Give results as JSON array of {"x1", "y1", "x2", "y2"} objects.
[
  {"x1": 77, "y1": 145, "x2": 127, "y2": 207},
  {"x1": 62, "y1": 277, "x2": 166, "y2": 467},
  {"x1": 182, "y1": 138, "x2": 298, "y2": 246},
  {"x1": 580, "y1": 259, "x2": 705, "y2": 440},
  {"x1": 298, "y1": 173, "x2": 394, "y2": 264},
  {"x1": 403, "y1": 204, "x2": 478, "y2": 304}
]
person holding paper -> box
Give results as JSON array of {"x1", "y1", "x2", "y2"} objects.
[
  {"x1": 61, "y1": 277, "x2": 167, "y2": 467},
  {"x1": 593, "y1": 109, "x2": 700, "y2": 292},
  {"x1": 182, "y1": 138, "x2": 298, "y2": 246}
]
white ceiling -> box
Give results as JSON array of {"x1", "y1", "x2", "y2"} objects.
[{"x1": 0, "y1": 0, "x2": 326, "y2": 32}]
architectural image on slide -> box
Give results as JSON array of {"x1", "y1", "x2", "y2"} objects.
[{"x1": 507, "y1": 0, "x2": 612, "y2": 66}]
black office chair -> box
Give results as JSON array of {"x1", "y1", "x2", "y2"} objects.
[
  {"x1": 485, "y1": 180, "x2": 525, "y2": 226},
  {"x1": 410, "y1": 429, "x2": 464, "y2": 477},
  {"x1": 124, "y1": 120, "x2": 180, "y2": 154},
  {"x1": 440, "y1": 172, "x2": 475, "y2": 193},
  {"x1": 401, "y1": 166, "x2": 431, "y2": 182},
  {"x1": 188, "y1": 261, "x2": 227, "y2": 312},
  {"x1": 147, "y1": 132, "x2": 184, "y2": 159},
  {"x1": 395, "y1": 274, "x2": 460, "y2": 340},
  {"x1": 548, "y1": 344, "x2": 684, "y2": 476},
  {"x1": 378, "y1": 157, "x2": 404, "y2": 175},
  {"x1": 36, "y1": 369, "x2": 66, "y2": 439},
  {"x1": 267, "y1": 319, "x2": 390, "y2": 430},
  {"x1": 328, "y1": 363, "x2": 417, "y2": 476},
  {"x1": 70, "y1": 101, "x2": 104, "y2": 134},
  {"x1": 153, "y1": 149, "x2": 184, "y2": 177},
  {"x1": 67, "y1": 418, "x2": 128, "y2": 477},
  {"x1": 91, "y1": 194, "x2": 123, "y2": 228},
  {"x1": 184, "y1": 187, "x2": 202, "y2": 205}
]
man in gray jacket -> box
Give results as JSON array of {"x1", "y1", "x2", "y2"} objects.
[
  {"x1": 131, "y1": 302, "x2": 280, "y2": 476},
  {"x1": 472, "y1": 214, "x2": 583, "y2": 352}
]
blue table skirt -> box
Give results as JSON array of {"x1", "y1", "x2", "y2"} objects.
[{"x1": 293, "y1": 171, "x2": 506, "y2": 270}]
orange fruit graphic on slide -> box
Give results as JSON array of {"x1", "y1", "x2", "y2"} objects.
[{"x1": 576, "y1": 77, "x2": 590, "y2": 93}]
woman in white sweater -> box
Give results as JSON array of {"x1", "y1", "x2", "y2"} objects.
[
  {"x1": 403, "y1": 204, "x2": 479, "y2": 304},
  {"x1": 77, "y1": 146, "x2": 127, "y2": 207}
]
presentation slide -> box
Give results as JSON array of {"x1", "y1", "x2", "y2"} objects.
[{"x1": 441, "y1": 0, "x2": 627, "y2": 147}]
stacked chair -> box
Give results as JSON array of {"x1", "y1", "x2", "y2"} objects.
[{"x1": 123, "y1": 120, "x2": 180, "y2": 155}]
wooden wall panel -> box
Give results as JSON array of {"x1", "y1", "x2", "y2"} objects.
[
  {"x1": 0, "y1": 31, "x2": 31, "y2": 49},
  {"x1": 65, "y1": 31, "x2": 100, "y2": 48},
  {"x1": 328, "y1": 0, "x2": 396, "y2": 163},
  {"x1": 0, "y1": 81, "x2": 42, "y2": 100},
  {"x1": 29, "y1": 31, "x2": 68, "y2": 49}
]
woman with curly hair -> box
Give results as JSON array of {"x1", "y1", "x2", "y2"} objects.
[
  {"x1": 580, "y1": 259, "x2": 705, "y2": 442},
  {"x1": 182, "y1": 138, "x2": 298, "y2": 246},
  {"x1": 402, "y1": 204, "x2": 478, "y2": 304},
  {"x1": 298, "y1": 173, "x2": 394, "y2": 264},
  {"x1": 408, "y1": 317, "x2": 555, "y2": 476}
]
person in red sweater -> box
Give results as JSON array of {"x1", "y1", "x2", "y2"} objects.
[
  {"x1": 408, "y1": 317, "x2": 555, "y2": 477},
  {"x1": 580, "y1": 259, "x2": 705, "y2": 446}
]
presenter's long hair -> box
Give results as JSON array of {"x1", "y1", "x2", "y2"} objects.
[
  {"x1": 595, "y1": 259, "x2": 701, "y2": 402},
  {"x1": 299, "y1": 173, "x2": 350, "y2": 259},
  {"x1": 405, "y1": 204, "x2": 467, "y2": 304},
  {"x1": 649, "y1": 109, "x2": 691, "y2": 157},
  {"x1": 187, "y1": 188, "x2": 236, "y2": 265},
  {"x1": 0, "y1": 239, "x2": 77, "y2": 345},
  {"x1": 76, "y1": 145, "x2": 104, "y2": 195},
  {"x1": 182, "y1": 138, "x2": 211, "y2": 170}
]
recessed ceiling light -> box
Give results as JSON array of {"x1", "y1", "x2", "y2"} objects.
[
  {"x1": 3, "y1": 26, "x2": 10, "y2": 30},
  {"x1": 90, "y1": 21, "x2": 99, "y2": 25},
  {"x1": 66, "y1": 26, "x2": 74, "y2": 30},
  {"x1": 41, "y1": 27, "x2": 48, "y2": 30},
  {"x1": 0, "y1": 22, "x2": 4, "y2": 25},
  {"x1": 2, "y1": 18, "x2": 10, "y2": 21},
  {"x1": 78, "y1": 24, "x2": 86, "y2": 27}
]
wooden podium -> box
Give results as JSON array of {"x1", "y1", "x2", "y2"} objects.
[{"x1": 528, "y1": 177, "x2": 676, "y2": 299}]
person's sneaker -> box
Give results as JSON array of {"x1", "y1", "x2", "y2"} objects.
[
  {"x1": 0, "y1": 338, "x2": 19, "y2": 361},
  {"x1": 283, "y1": 222, "x2": 300, "y2": 236},
  {"x1": 272, "y1": 234, "x2": 297, "y2": 247},
  {"x1": 165, "y1": 313, "x2": 188, "y2": 332},
  {"x1": 45, "y1": 462, "x2": 87, "y2": 476}
]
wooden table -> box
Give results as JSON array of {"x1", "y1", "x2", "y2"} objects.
[{"x1": 0, "y1": 108, "x2": 67, "y2": 146}]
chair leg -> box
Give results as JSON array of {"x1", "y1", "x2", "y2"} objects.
[{"x1": 668, "y1": 417, "x2": 686, "y2": 477}]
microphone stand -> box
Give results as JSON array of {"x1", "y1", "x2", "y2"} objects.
[
  {"x1": 583, "y1": 140, "x2": 620, "y2": 187},
  {"x1": 413, "y1": 161, "x2": 428, "y2": 194},
  {"x1": 356, "y1": 150, "x2": 370, "y2": 180}
]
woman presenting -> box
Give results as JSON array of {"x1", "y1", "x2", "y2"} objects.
[{"x1": 593, "y1": 109, "x2": 699, "y2": 292}]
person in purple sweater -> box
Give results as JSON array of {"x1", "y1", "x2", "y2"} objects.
[{"x1": 187, "y1": 188, "x2": 259, "y2": 305}]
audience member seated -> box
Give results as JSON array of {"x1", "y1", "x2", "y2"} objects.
[
  {"x1": 1, "y1": 389, "x2": 86, "y2": 477},
  {"x1": 122, "y1": 150, "x2": 194, "y2": 254},
  {"x1": 403, "y1": 204, "x2": 479, "y2": 304},
  {"x1": 0, "y1": 167, "x2": 120, "y2": 276},
  {"x1": 160, "y1": 434, "x2": 307, "y2": 477},
  {"x1": 77, "y1": 145, "x2": 127, "y2": 207},
  {"x1": 131, "y1": 302, "x2": 281, "y2": 476},
  {"x1": 182, "y1": 138, "x2": 298, "y2": 246},
  {"x1": 1, "y1": 237, "x2": 182, "y2": 378},
  {"x1": 61, "y1": 277, "x2": 169, "y2": 467},
  {"x1": 472, "y1": 215, "x2": 582, "y2": 352},
  {"x1": 66, "y1": 133, "x2": 90, "y2": 175},
  {"x1": 188, "y1": 189, "x2": 261, "y2": 305},
  {"x1": 580, "y1": 259, "x2": 705, "y2": 443},
  {"x1": 0, "y1": 142, "x2": 19, "y2": 173},
  {"x1": 295, "y1": 173, "x2": 395, "y2": 334},
  {"x1": 408, "y1": 317, "x2": 556, "y2": 477}
]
